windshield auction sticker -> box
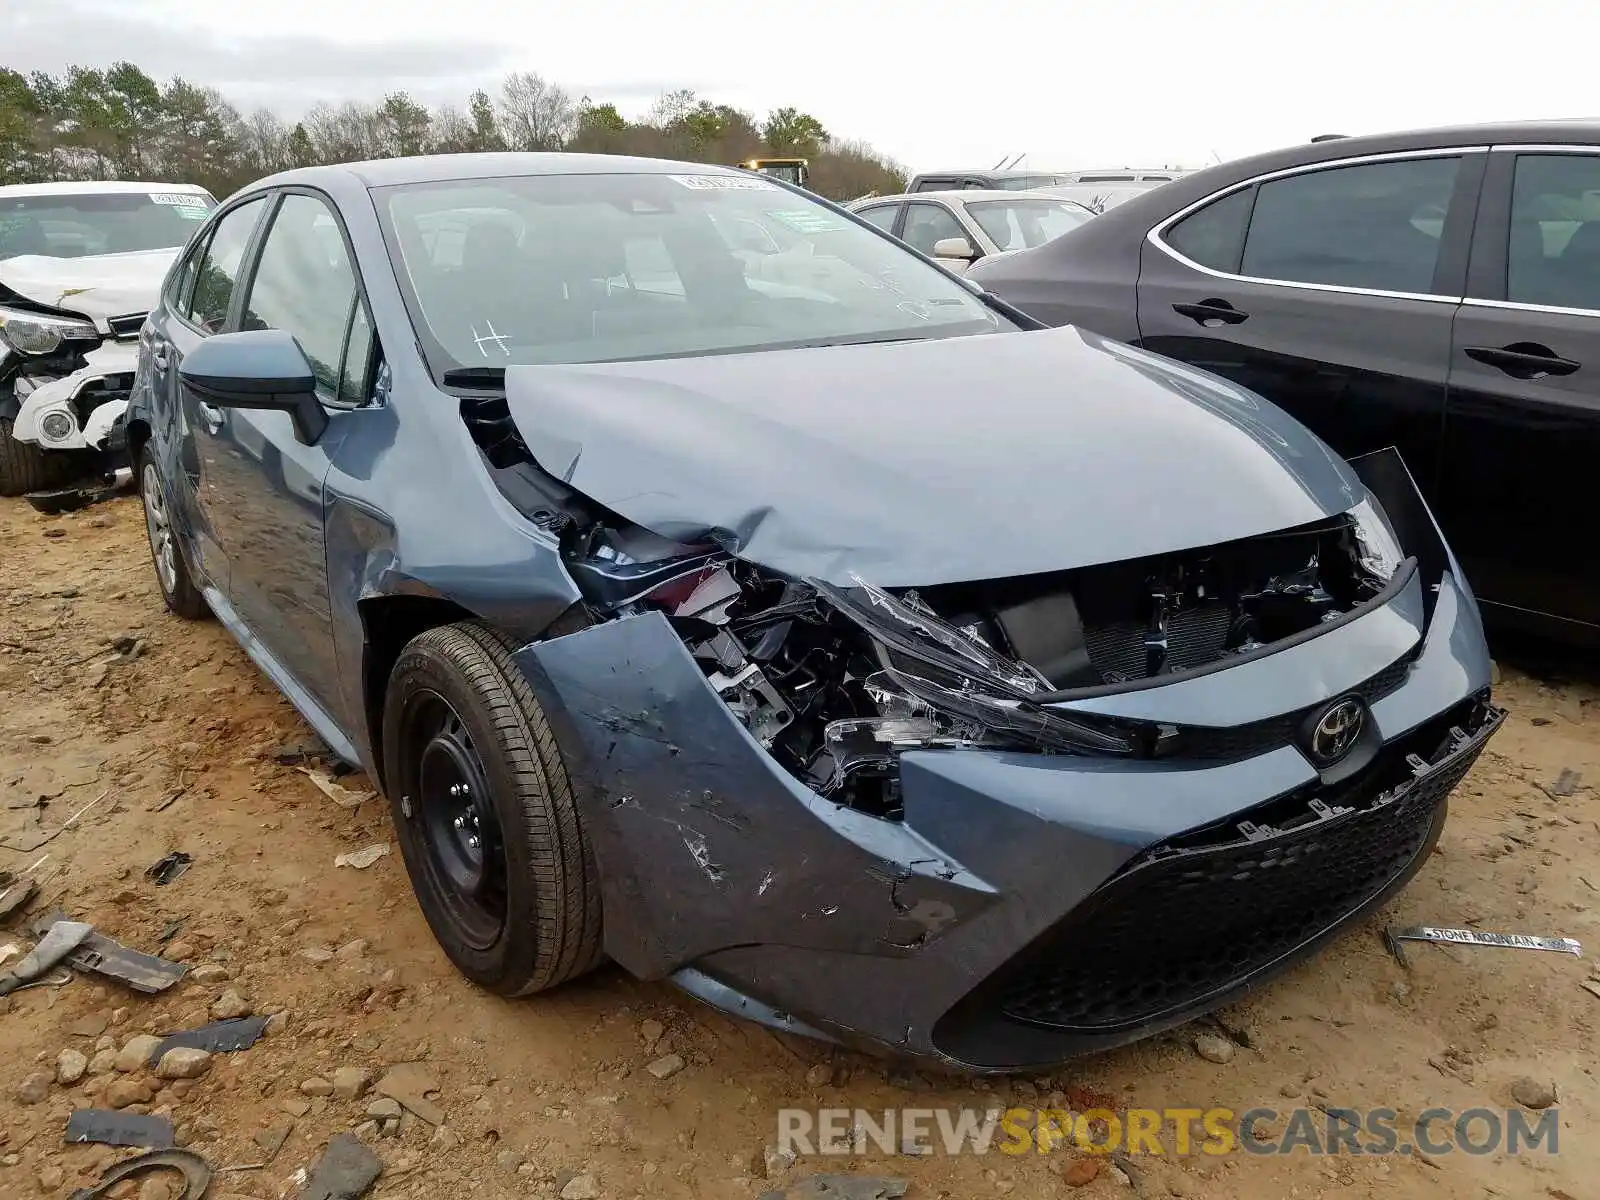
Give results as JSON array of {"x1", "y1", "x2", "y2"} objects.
[
  {"x1": 149, "y1": 193, "x2": 209, "y2": 208},
  {"x1": 768, "y1": 208, "x2": 845, "y2": 233},
  {"x1": 668, "y1": 174, "x2": 778, "y2": 191}
]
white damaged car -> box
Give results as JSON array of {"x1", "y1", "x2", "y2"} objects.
[{"x1": 1, "y1": 181, "x2": 216, "y2": 496}]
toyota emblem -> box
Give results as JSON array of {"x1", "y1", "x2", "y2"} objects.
[{"x1": 1308, "y1": 697, "x2": 1367, "y2": 765}]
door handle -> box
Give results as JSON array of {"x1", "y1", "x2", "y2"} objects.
[
  {"x1": 1173, "y1": 299, "x2": 1248, "y2": 327},
  {"x1": 151, "y1": 345, "x2": 170, "y2": 370},
  {"x1": 1464, "y1": 343, "x2": 1580, "y2": 380},
  {"x1": 198, "y1": 402, "x2": 224, "y2": 435}
]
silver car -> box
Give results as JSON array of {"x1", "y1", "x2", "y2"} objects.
[{"x1": 848, "y1": 189, "x2": 1096, "y2": 273}]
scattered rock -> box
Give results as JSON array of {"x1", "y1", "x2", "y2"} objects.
[
  {"x1": 165, "y1": 942, "x2": 195, "y2": 962},
  {"x1": 67, "y1": 1012, "x2": 110, "y2": 1038},
  {"x1": 137, "y1": 1176, "x2": 178, "y2": 1200},
  {"x1": 105, "y1": 1076, "x2": 154, "y2": 1109},
  {"x1": 647, "y1": 1053, "x2": 686, "y2": 1080},
  {"x1": 496, "y1": 1150, "x2": 524, "y2": 1174},
  {"x1": 38, "y1": 1164, "x2": 64, "y2": 1192},
  {"x1": 57, "y1": 1048, "x2": 88, "y2": 1085},
  {"x1": 264, "y1": 1010, "x2": 290, "y2": 1036},
  {"x1": 211, "y1": 989, "x2": 251, "y2": 1020},
  {"x1": 1511, "y1": 1077, "x2": 1557, "y2": 1110},
  {"x1": 335, "y1": 939, "x2": 368, "y2": 960},
  {"x1": 331, "y1": 1066, "x2": 373, "y2": 1101},
  {"x1": 1060, "y1": 1157, "x2": 1102, "y2": 1187},
  {"x1": 87, "y1": 1049, "x2": 118, "y2": 1076},
  {"x1": 301, "y1": 1076, "x2": 334, "y2": 1097},
  {"x1": 375, "y1": 1062, "x2": 445, "y2": 1125},
  {"x1": 640, "y1": 1018, "x2": 665, "y2": 1045},
  {"x1": 1389, "y1": 980, "x2": 1412, "y2": 1002},
  {"x1": 334, "y1": 844, "x2": 390, "y2": 870},
  {"x1": 115, "y1": 1035, "x2": 162, "y2": 1073},
  {"x1": 1279, "y1": 1082, "x2": 1301, "y2": 1098},
  {"x1": 281, "y1": 1097, "x2": 312, "y2": 1117},
  {"x1": 301, "y1": 946, "x2": 335, "y2": 964},
  {"x1": 16, "y1": 1071, "x2": 51, "y2": 1105},
  {"x1": 805, "y1": 1063, "x2": 832, "y2": 1088},
  {"x1": 763, "y1": 1145, "x2": 798, "y2": 1177},
  {"x1": 1193, "y1": 1033, "x2": 1236, "y2": 1065},
  {"x1": 254, "y1": 1122, "x2": 292, "y2": 1160},
  {"x1": 560, "y1": 1173, "x2": 600, "y2": 1200},
  {"x1": 155, "y1": 1047, "x2": 212, "y2": 1080},
  {"x1": 430, "y1": 1125, "x2": 460, "y2": 1151},
  {"x1": 189, "y1": 964, "x2": 231, "y2": 984},
  {"x1": 366, "y1": 1098, "x2": 403, "y2": 1120}
]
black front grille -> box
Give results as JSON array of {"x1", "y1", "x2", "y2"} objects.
[
  {"x1": 1085, "y1": 605, "x2": 1233, "y2": 682},
  {"x1": 106, "y1": 313, "x2": 147, "y2": 340},
  {"x1": 993, "y1": 701, "x2": 1499, "y2": 1034},
  {"x1": 1176, "y1": 653, "x2": 1414, "y2": 761}
]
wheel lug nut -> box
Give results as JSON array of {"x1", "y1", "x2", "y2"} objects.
[
  {"x1": 467, "y1": 835, "x2": 480, "y2": 849},
  {"x1": 452, "y1": 815, "x2": 464, "y2": 829}
]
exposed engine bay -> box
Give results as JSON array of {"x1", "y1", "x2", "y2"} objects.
[{"x1": 467, "y1": 393, "x2": 1411, "y2": 820}]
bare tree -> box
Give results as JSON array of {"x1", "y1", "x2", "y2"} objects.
[{"x1": 497, "y1": 71, "x2": 578, "y2": 151}]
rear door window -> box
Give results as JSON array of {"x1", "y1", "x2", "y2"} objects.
[
  {"x1": 1163, "y1": 188, "x2": 1254, "y2": 272},
  {"x1": 1236, "y1": 156, "x2": 1463, "y2": 294}
]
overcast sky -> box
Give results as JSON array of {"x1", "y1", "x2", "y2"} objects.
[{"x1": 6, "y1": 0, "x2": 1600, "y2": 172}]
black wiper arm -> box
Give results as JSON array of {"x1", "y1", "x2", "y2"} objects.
[{"x1": 442, "y1": 367, "x2": 506, "y2": 388}]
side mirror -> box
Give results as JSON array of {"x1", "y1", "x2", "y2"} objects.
[
  {"x1": 179, "y1": 329, "x2": 328, "y2": 445},
  {"x1": 932, "y1": 236, "x2": 978, "y2": 262}
]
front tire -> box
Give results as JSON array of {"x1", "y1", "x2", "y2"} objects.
[
  {"x1": 138, "y1": 448, "x2": 209, "y2": 620},
  {"x1": 382, "y1": 622, "x2": 604, "y2": 996},
  {"x1": 0, "y1": 416, "x2": 75, "y2": 497}
]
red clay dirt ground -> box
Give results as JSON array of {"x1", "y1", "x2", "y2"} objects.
[{"x1": 2, "y1": 492, "x2": 1597, "y2": 1200}]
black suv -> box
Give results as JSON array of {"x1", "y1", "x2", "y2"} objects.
[{"x1": 970, "y1": 122, "x2": 1600, "y2": 645}]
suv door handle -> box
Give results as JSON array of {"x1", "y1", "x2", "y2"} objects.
[
  {"x1": 1173, "y1": 299, "x2": 1248, "y2": 327},
  {"x1": 151, "y1": 345, "x2": 169, "y2": 371},
  {"x1": 1464, "y1": 343, "x2": 1580, "y2": 380}
]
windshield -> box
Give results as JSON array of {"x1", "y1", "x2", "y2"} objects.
[
  {"x1": 0, "y1": 191, "x2": 215, "y2": 261},
  {"x1": 757, "y1": 164, "x2": 805, "y2": 186},
  {"x1": 966, "y1": 199, "x2": 1093, "y2": 250},
  {"x1": 379, "y1": 171, "x2": 1012, "y2": 372}
]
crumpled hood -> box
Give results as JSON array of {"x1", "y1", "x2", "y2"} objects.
[
  {"x1": 503, "y1": 326, "x2": 1365, "y2": 586},
  {"x1": 0, "y1": 248, "x2": 177, "y2": 329}
]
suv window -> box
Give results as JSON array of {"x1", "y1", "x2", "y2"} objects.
[
  {"x1": 1164, "y1": 188, "x2": 1254, "y2": 272},
  {"x1": 1238, "y1": 156, "x2": 1462, "y2": 294},
  {"x1": 1506, "y1": 154, "x2": 1600, "y2": 311},
  {"x1": 241, "y1": 194, "x2": 364, "y2": 397},
  {"x1": 187, "y1": 197, "x2": 267, "y2": 334},
  {"x1": 900, "y1": 202, "x2": 966, "y2": 256}
]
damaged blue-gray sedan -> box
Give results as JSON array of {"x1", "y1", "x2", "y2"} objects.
[{"x1": 125, "y1": 153, "x2": 1503, "y2": 1072}]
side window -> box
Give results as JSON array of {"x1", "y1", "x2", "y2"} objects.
[
  {"x1": 1164, "y1": 188, "x2": 1254, "y2": 273},
  {"x1": 1506, "y1": 153, "x2": 1600, "y2": 311},
  {"x1": 1238, "y1": 156, "x2": 1462, "y2": 294},
  {"x1": 166, "y1": 236, "x2": 207, "y2": 312},
  {"x1": 856, "y1": 204, "x2": 899, "y2": 232},
  {"x1": 900, "y1": 202, "x2": 966, "y2": 256},
  {"x1": 187, "y1": 197, "x2": 267, "y2": 333},
  {"x1": 338, "y1": 301, "x2": 375, "y2": 405},
  {"x1": 241, "y1": 194, "x2": 363, "y2": 398}
]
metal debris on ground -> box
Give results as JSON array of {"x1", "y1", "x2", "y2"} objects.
[
  {"x1": 1546, "y1": 768, "x2": 1583, "y2": 798},
  {"x1": 298, "y1": 1132, "x2": 384, "y2": 1200},
  {"x1": 302, "y1": 768, "x2": 371, "y2": 810},
  {"x1": 66, "y1": 1108, "x2": 177, "y2": 1149},
  {"x1": 1385, "y1": 925, "x2": 1583, "y2": 968},
  {"x1": 274, "y1": 742, "x2": 330, "y2": 766},
  {"x1": 29, "y1": 910, "x2": 186, "y2": 993},
  {"x1": 144, "y1": 852, "x2": 193, "y2": 886},
  {"x1": 65, "y1": 1147, "x2": 210, "y2": 1199},
  {"x1": 151, "y1": 1014, "x2": 270, "y2": 1060},
  {"x1": 758, "y1": 1176, "x2": 910, "y2": 1200},
  {"x1": 0, "y1": 919, "x2": 92, "y2": 996},
  {"x1": 334, "y1": 843, "x2": 390, "y2": 870}
]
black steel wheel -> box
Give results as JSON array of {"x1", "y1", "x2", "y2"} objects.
[{"x1": 382, "y1": 622, "x2": 603, "y2": 995}]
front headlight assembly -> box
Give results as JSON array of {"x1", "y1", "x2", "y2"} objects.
[{"x1": 0, "y1": 305, "x2": 100, "y2": 356}]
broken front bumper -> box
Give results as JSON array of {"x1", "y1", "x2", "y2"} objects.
[
  {"x1": 11, "y1": 342, "x2": 138, "y2": 453},
  {"x1": 514, "y1": 540, "x2": 1499, "y2": 1072}
]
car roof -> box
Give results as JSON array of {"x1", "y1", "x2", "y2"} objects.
[
  {"x1": 0, "y1": 180, "x2": 213, "y2": 198},
  {"x1": 860, "y1": 189, "x2": 1041, "y2": 204},
  {"x1": 912, "y1": 168, "x2": 1066, "y2": 179},
  {"x1": 246, "y1": 152, "x2": 755, "y2": 193}
]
